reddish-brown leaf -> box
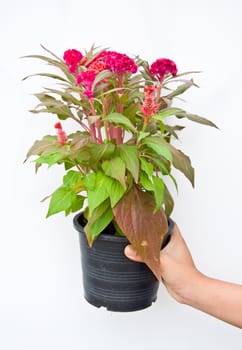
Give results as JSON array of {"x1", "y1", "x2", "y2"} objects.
[{"x1": 113, "y1": 186, "x2": 168, "y2": 280}]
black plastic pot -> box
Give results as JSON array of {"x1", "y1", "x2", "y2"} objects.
[{"x1": 73, "y1": 212, "x2": 174, "y2": 312}]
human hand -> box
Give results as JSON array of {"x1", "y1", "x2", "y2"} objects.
[{"x1": 124, "y1": 223, "x2": 202, "y2": 303}]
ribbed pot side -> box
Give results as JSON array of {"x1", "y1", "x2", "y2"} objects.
[{"x1": 73, "y1": 212, "x2": 173, "y2": 312}]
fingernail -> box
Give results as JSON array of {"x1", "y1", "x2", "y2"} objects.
[{"x1": 125, "y1": 245, "x2": 137, "y2": 258}]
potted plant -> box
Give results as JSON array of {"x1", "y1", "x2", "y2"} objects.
[{"x1": 24, "y1": 45, "x2": 217, "y2": 312}]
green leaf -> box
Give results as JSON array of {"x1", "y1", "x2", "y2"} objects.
[
  {"x1": 143, "y1": 136, "x2": 173, "y2": 162},
  {"x1": 137, "y1": 131, "x2": 150, "y2": 142},
  {"x1": 139, "y1": 171, "x2": 154, "y2": 191},
  {"x1": 118, "y1": 144, "x2": 139, "y2": 183},
  {"x1": 63, "y1": 170, "x2": 83, "y2": 187},
  {"x1": 140, "y1": 157, "x2": 154, "y2": 178},
  {"x1": 92, "y1": 70, "x2": 112, "y2": 88},
  {"x1": 152, "y1": 108, "x2": 185, "y2": 121},
  {"x1": 25, "y1": 136, "x2": 56, "y2": 161},
  {"x1": 82, "y1": 173, "x2": 96, "y2": 190},
  {"x1": 113, "y1": 186, "x2": 168, "y2": 280},
  {"x1": 104, "y1": 112, "x2": 137, "y2": 133},
  {"x1": 47, "y1": 187, "x2": 76, "y2": 217},
  {"x1": 152, "y1": 157, "x2": 170, "y2": 175},
  {"x1": 152, "y1": 176, "x2": 165, "y2": 212},
  {"x1": 166, "y1": 79, "x2": 195, "y2": 99},
  {"x1": 33, "y1": 93, "x2": 74, "y2": 119},
  {"x1": 70, "y1": 132, "x2": 93, "y2": 151},
  {"x1": 34, "y1": 152, "x2": 65, "y2": 167},
  {"x1": 102, "y1": 157, "x2": 126, "y2": 188},
  {"x1": 166, "y1": 143, "x2": 194, "y2": 187},
  {"x1": 176, "y1": 112, "x2": 218, "y2": 128},
  {"x1": 69, "y1": 195, "x2": 85, "y2": 213},
  {"x1": 163, "y1": 186, "x2": 174, "y2": 218},
  {"x1": 108, "y1": 180, "x2": 126, "y2": 208},
  {"x1": 44, "y1": 88, "x2": 82, "y2": 106},
  {"x1": 85, "y1": 200, "x2": 114, "y2": 245},
  {"x1": 123, "y1": 102, "x2": 140, "y2": 124},
  {"x1": 163, "y1": 124, "x2": 185, "y2": 139},
  {"x1": 87, "y1": 172, "x2": 113, "y2": 214},
  {"x1": 87, "y1": 143, "x2": 116, "y2": 170},
  {"x1": 22, "y1": 72, "x2": 68, "y2": 82}
]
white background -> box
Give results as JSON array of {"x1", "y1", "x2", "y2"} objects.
[{"x1": 1, "y1": 0, "x2": 242, "y2": 349}]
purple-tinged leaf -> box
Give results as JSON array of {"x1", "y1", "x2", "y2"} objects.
[{"x1": 113, "y1": 186, "x2": 168, "y2": 280}]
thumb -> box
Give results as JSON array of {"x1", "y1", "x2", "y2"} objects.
[{"x1": 124, "y1": 245, "x2": 143, "y2": 262}]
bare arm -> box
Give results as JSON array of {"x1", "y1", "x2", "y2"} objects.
[{"x1": 124, "y1": 224, "x2": 242, "y2": 329}]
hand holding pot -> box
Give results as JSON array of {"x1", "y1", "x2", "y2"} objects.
[
  {"x1": 125, "y1": 224, "x2": 242, "y2": 329},
  {"x1": 125, "y1": 223, "x2": 199, "y2": 303}
]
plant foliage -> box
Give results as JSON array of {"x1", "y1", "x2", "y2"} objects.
[{"x1": 24, "y1": 45, "x2": 217, "y2": 280}]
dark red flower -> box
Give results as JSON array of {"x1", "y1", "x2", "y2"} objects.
[
  {"x1": 89, "y1": 50, "x2": 137, "y2": 75},
  {"x1": 54, "y1": 122, "x2": 67, "y2": 145},
  {"x1": 76, "y1": 70, "x2": 96, "y2": 98},
  {"x1": 63, "y1": 49, "x2": 83, "y2": 73},
  {"x1": 141, "y1": 85, "x2": 160, "y2": 117},
  {"x1": 150, "y1": 58, "x2": 177, "y2": 82}
]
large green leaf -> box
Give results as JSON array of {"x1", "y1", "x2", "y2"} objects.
[
  {"x1": 85, "y1": 200, "x2": 114, "y2": 245},
  {"x1": 102, "y1": 157, "x2": 126, "y2": 188},
  {"x1": 145, "y1": 136, "x2": 194, "y2": 187},
  {"x1": 113, "y1": 186, "x2": 168, "y2": 281},
  {"x1": 87, "y1": 143, "x2": 116, "y2": 170},
  {"x1": 108, "y1": 180, "x2": 126, "y2": 208},
  {"x1": 142, "y1": 136, "x2": 173, "y2": 162},
  {"x1": 34, "y1": 152, "x2": 65, "y2": 167},
  {"x1": 87, "y1": 172, "x2": 112, "y2": 214},
  {"x1": 104, "y1": 113, "x2": 137, "y2": 133},
  {"x1": 118, "y1": 144, "x2": 140, "y2": 183},
  {"x1": 63, "y1": 170, "x2": 83, "y2": 188},
  {"x1": 47, "y1": 187, "x2": 76, "y2": 217},
  {"x1": 166, "y1": 143, "x2": 194, "y2": 187},
  {"x1": 139, "y1": 171, "x2": 154, "y2": 191}
]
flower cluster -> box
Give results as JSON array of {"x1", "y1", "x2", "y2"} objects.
[
  {"x1": 150, "y1": 58, "x2": 178, "y2": 82},
  {"x1": 141, "y1": 85, "x2": 160, "y2": 119},
  {"x1": 63, "y1": 49, "x2": 83, "y2": 73},
  {"x1": 64, "y1": 49, "x2": 138, "y2": 98},
  {"x1": 54, "y1": 122, "x2": 67, "y2": 146}
]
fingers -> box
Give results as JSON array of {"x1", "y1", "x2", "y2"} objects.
[
  {"x1": 124, "y1": 245, "x2": 143, "y2": 262},
  {"x1": 124, "y1": 222, "x2": 182, "y2": 262},
  {"x1": 124, "y1": 222, "x2": 179, "y2": 261}
]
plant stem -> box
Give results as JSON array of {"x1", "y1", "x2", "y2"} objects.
[
  {"x1": 89, "y1": 99, "x2": 98, "y2": 143},
  {"x1": 71, "y1": 115, "x2": 90, "y2": 133}
]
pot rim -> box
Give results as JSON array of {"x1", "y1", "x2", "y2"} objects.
[{"x1": 73, "y1": 211, "x2": 174, "y2": 245}]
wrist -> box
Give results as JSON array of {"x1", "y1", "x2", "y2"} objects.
[{"x1": 178, "y1": 269, "x2": 206, "y2": 305}]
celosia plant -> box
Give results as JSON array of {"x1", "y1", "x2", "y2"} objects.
[{"x1": 24, "y1": 45, "x2": 217, "y2": 280}]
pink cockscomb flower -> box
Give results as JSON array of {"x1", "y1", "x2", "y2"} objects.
[
  {"x1": 150, "y1": 58, "x2": 178, "y2": 82},
  {"x1": 76, "y1": 70, "x2": 96, "y2": 98},
  {"x1": 104, "y1": 51, "x2": 137, "y2": 74},
  {"x1": 63, "y1": 49, "x2": 83, "y2": 73},
  {"x1": 88, "y1": 59, "x2": 107, "y2": 74},
  {"x1": 141, "y1": 85, "x2": 160, "y2": 118},
  {"x1": 90, "y1": 51, "x2": 137, "y2": 75},
  {"x1": 54, "y1": 122, "x2": 67, "y2": 146}
]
